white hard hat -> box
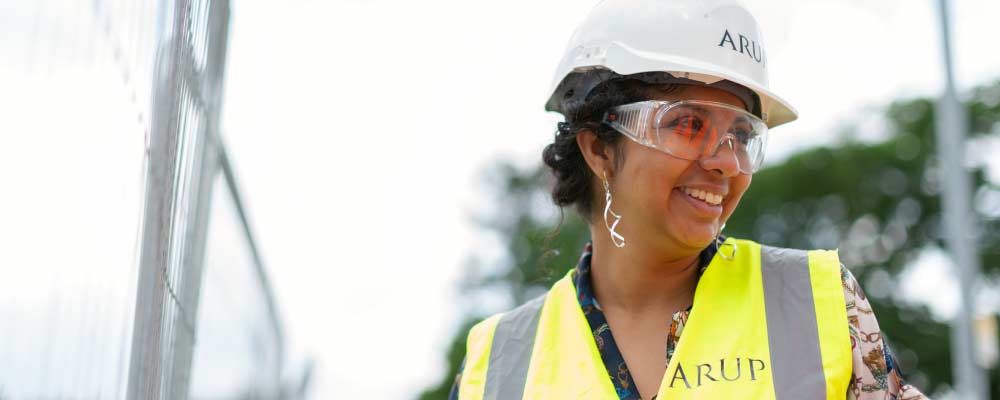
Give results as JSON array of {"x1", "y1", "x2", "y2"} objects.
[{"x1": 545, "y1": 0, "x2": 797, "y2": 128}]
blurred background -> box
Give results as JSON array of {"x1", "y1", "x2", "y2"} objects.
[{"x1": 2, "y1": 0, "x2": 1000, "y2": 399}]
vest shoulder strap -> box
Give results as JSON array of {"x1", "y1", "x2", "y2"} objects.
[
  {"x1": 758, "y1": 243, "x2": 852, "y2": 400},
  {"x1": 459, "y1": 293, "x2": 547, "y2": 400}
]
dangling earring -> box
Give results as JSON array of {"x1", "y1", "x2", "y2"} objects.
[
  {"x1": 715, "y1": 223, "x2": 736, "y2": 260},
  {"x1": 603, "y1": 171, "x2": 626, "y2": 248}
]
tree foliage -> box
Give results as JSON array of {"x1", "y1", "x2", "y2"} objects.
[{"x1": 418, "y1": 80, "x2": 1000, "y2": 399}]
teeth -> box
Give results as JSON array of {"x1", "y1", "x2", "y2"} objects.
[{"x1": 682, "y1": 187, "x2": 723, "y2": 206}]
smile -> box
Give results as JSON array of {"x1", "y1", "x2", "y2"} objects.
[{"x1": 681, "y1": 187, "x2": 724, "y2": 206}]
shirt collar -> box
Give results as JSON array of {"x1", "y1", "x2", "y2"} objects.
[{"x1": 572, "y1": 237, "x2": 724, "y2": 311}]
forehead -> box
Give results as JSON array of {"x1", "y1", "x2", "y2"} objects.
[{"x1": 645, "y1": 84, "x2": 748, "y2": 111}]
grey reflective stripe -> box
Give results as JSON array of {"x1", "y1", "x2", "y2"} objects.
[
  {"x1": 483, "y1": 293, "x2": 547, "y2": 400},
  {"x1": 760, "y1": 246, "x2": 828, "y2": 400}
]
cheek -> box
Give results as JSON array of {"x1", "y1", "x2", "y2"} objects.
[
  {"x1": 722, "y1": 175, "x2": 752, "y2": 219},
  {"x1": 614, "y1": 142, "x2": 706, "y2": 220},
  {"x1": 622, "y1": 155, "x2": 692, "y2": 208}
]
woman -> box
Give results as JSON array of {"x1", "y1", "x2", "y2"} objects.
[{"x1": 451, "y1": 1, "x2": 929, "y2": 399}]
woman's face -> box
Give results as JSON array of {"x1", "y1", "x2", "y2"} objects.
[{"x1": 598, "y1": 84, "x2": 754, "y2": 255}]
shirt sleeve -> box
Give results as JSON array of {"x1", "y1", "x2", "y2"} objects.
[{"x1": 841, "y1": 265, "x2": 930, "y2": 400}]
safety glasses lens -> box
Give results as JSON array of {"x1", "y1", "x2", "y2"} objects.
[{"x1": 652, "y1": 102, "x2": 767, "y2": 173}]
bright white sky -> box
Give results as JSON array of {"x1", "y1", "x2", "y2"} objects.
[
  {"x1": 215, "y1": 0, "x2": 1000, "y2": 398},
  {"x1": 2, "y1": 0, "x2": 1000, "y2": 398}
]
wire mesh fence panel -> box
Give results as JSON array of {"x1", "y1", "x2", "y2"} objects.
[
  {"x1": 0, "y1": 0, "x2": 160, "y2": 398},
  {"x1": 188, "y1": 170, "x2": 284, "y2": 400},
  {"x1": 127, "y1": 0, "x2": 245, "y2": 399},
  {"x1": 0, "y1": 0, "x2": 293, "y2": 399}
]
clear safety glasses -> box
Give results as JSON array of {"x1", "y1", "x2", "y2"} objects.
[{"x1": 602, "y1": 100, "x2": 769, "y2": 174}]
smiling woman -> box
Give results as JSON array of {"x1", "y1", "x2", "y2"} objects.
[{"x1": 448, "y1": 0, "x2": 929, "y2": 399}]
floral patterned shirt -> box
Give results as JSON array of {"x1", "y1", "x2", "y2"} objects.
[{"x1": 450, "y1": 240, "x2": 930, "y2": 399}]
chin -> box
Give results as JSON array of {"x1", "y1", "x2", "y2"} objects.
[
  {"x1": 682, "y1": 235, "x2": 716, "y2": 251},
  {"x1": 663, "y1": 227, "x2": 718, "y2": 252}
]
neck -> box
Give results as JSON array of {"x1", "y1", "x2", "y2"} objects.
[{"x1": 588, "y1": 228, "x2": 703, "y2": 315}]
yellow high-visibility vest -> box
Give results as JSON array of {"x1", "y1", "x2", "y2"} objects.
[{"x1": 458, "y1": 238, "x2": 852, "y2": 399}]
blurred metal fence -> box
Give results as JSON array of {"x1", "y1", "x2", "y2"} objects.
[
  {"x1": 0, "y1": 0, "x2": 307, "y2": 398},
  {"x1": 126, "y1": 0, "x2": 231, "y2": 397}
]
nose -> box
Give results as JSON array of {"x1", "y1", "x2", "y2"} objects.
[{"x1": 698, "y1": 136, "x2": 741, "y2": 177}]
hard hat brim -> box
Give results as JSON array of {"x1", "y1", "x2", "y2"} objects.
[{"x1": 546, "y1": 42, "x2": 798, "y2": 129}]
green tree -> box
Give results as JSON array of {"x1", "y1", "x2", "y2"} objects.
[{"x1": 418, "y1": 80, "x2": 1000, "y2": 399}]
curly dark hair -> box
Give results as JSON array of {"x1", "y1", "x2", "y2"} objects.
[{"x1": 541, "y1": 79, "x2": 680, "y2": 221}]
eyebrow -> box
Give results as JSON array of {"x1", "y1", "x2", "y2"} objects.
[
  {"x1": 675, "y1": 104, "x2": 711, "y2": 115},
  {"x1": 675, "y1": 104, "x2": 752, "y2": 125}
]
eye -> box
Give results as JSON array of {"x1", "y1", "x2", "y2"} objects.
[
  {"x1": 731, "y1": 125, "x2": 755, "y2": 144},
  {"x1": 664, "y1": 115, "x2": 704, "y2": 134},
  {"x1": 733, "y1": 129, "x2": 750, "y2": 144}
]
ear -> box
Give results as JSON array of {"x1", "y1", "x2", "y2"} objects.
[{"x1": 576, "y1": 129, "x2": 615, "y2": 179}]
